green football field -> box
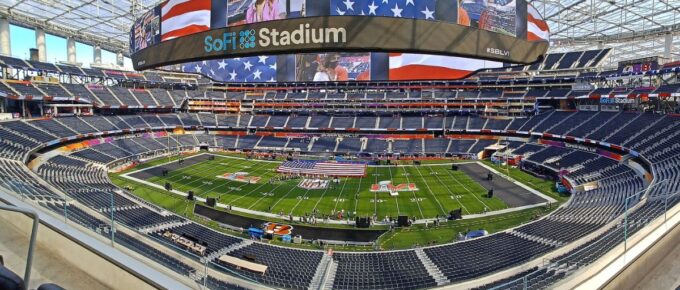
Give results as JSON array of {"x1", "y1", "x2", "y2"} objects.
[{"x1": 128, "y1": 154, "x2": 509, "y2": 219}]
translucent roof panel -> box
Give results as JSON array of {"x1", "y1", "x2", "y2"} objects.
[
  {"x1": 531, "y1": 0, "x2": 680, "y2": 39},
  {"x1": 0, "y1": 0, "x2": 164, "y2": 55},
  {"x1": 531, "y1": 0, "x2": 680, "y2": 66},
  {"x1": 0, "y1": 0, "x2": 678, "y2": 65}
]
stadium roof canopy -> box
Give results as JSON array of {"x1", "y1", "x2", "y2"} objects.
[
  {"x1": 531, "y1": 0, "x2": 680, "y2": 67},
  {"x1": 0, "y1": 0, "x2": 163, "y2": 55},
  {"x1": 0, "y1": 0, "x2": 678, "y2": 67}
]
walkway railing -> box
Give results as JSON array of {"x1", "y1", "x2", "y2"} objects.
[
  {"x1": 0, "y1": 204, "x2": 39, "y2": 290},
  {"x1": 487, "y1": 184, "x2": 680, "y2": 290}
]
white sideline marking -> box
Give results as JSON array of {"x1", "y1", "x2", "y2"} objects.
[
  {"x1": 369, "y1": 161, "x2": 476, "y2": 168},
  {"x1": 124, "y1": 152, "x2": 281, "y2": 177},
  {"x1": 120, "y1": 156, "x2": 557, "y2": 225}
]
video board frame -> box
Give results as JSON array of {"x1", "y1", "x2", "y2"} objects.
[{"x1": 133, "y1": 15, "x2": 547, "y2": 70}]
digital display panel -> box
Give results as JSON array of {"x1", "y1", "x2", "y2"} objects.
[
  {"x1": 458, "y1": 0, "x2": 517, "y2": 36},
  {"x1": 133, "y1": 0, "x2": 550, "y2": 81},
  {"x1": 296, "y1": 53, "x2": 370, "y2": 82},
  {"x1": 130, "y1": 6, "x2": 161, "y2": 52}
]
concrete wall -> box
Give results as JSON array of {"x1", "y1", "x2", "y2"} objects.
[
  {"x1": 557, "y1": 199, "x2": 680, "y2": 290},
  {"x1": 603, "y1": 223, "x2": 680, "y2": 290},
  {"x1": 0, "y1": 208, "x2": 160, "y2": 290}
]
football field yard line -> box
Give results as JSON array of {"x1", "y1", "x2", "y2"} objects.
[
  {"x1": 205, "y1": 160, "x2": 280, "y2": 204},
  {"x1": 352, "y1": 175, "x2": 364, "y2": 215},
  {"x1": 159, "y1": 154, "x2": 231, "y2": 180},
  {"x1": 440, "y1": 166, "x2": 493, "y2": 211},
  {"x1": 249, "y1": 181, "x2": 301, "y2": 213},
  {"x1": 425, "y1": 166, "x2": 477, "y2": 213},
  {"x1": 153, "y1": 161, "x2": 227, "y2": 193},
  {"x1": 283, "y1": 187, "x2": 313, "y2": 215},
  {"x1": 173, "y1": 157, "x2": 271, "y2": 197},
  {"x1": 141, "y1": 155, "x2": 515, "y2": 218},
  {"x1": 311, "y1": 180, "x2": 334, "y2": 212},
  {"x1": 331, "y1": 177, "x2": 349, "y2": 213},
  {"x1": 370, "y1": 169, "x2": 381, "y2": 216},
  {"x1": 300, "y1": 183, "x2": 332, "y2": 214},
  {"x1": 153, "y1": 154, "x2": 278, "y2": 206},
  {"x1": 163, "y1": 157, "x2": 251, "y2": 191},
  {"x1": 119, "y1": 153, "x2": 550, "y2": 223},
  {"x1": 385, "y1": 165, "x2": 401, "y2": 215},
  {"x1": 413, "y1": 165, "x2": 458, "y2": 215},
  {"x1": 331, "y1": 178, "x2": 357, "y2": 215},
  {"x1": 153, "y1": 155, "x2": 250, "y2": 188},
  {"x1": 156, "y1": 160, "x2": 222, "y2": 186},
  {"x1": 373, "y1": 191, "x2": 378, "y2": 217},
  {"x1": 400, "y1": 165, "x2": 424, "y2": 219},
  {"x1": 269, "y1": 183, "x2": 305, "y2": 211},
  {"x1": 245, "y1": 178, "x2": 290, "y2": 210},
  {"x1": 368, "y1": 168, "x2": 394, "y2": 217},
  {"x1": 189, "y1": 156, "x2": 268, "y2": 193}
]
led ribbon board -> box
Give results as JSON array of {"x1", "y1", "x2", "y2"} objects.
[{"x1": 132, "y1": 16, "x2": 548, "y2": 71}]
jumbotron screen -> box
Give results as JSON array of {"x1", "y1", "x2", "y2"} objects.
[{"x1": 131, "y1": 0, "x2": 550, "y2": 81}]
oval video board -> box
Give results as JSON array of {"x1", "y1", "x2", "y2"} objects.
[{"x1": 130, "y1": 0, "x2": 550, "y2": 78}]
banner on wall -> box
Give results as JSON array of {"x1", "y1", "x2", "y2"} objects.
[{"x1": 618, "y1": 56, "x2": 659, "y2": 74}]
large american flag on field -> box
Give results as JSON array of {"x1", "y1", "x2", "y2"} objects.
[
  {"x1": 330, "y1": 0, "x2": 438, "y2": 20},
  {"x1": 181, "y1": 56, "x2": 277, "y2": 82},
  {"x1": 277, "y1": 161, "x2": 367, "y2": 177},
  {"x1": 161, "y1": 0, "x2": 211, "y2": 42}
]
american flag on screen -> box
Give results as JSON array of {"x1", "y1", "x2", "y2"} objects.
[
  {"x1": 277, "y1": 161, "x2": 367, "y2": 177},
  {"x1": 181, "y1": 56, "x2": 278, "y2": 82},
  {"x1": 527, "y1": 5, "x2": 550, "y2": 42},
  {"x1": 330, "y1": 0, "x2": 438, "y2": 20},
  {"x1": 161, "y1": 0, "x2": 211, "y2": 41},
  {"x1": 389, "y1": 53, "x2": 502, "y2": 80}
]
